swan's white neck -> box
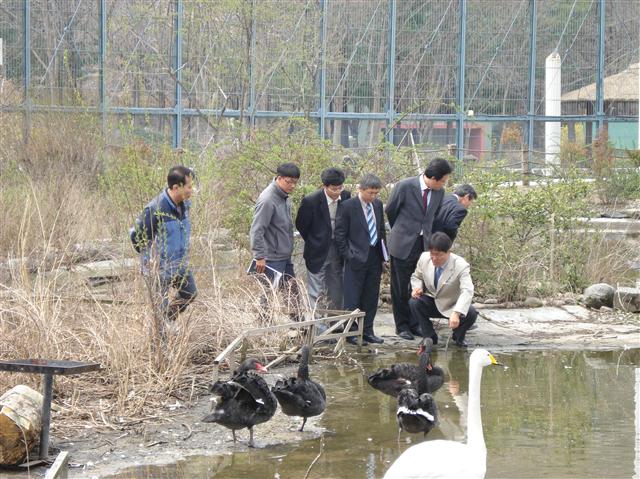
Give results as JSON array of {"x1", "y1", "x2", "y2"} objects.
[{"x1": 466, "y1": 359, "x2": 486, "y2": 453}]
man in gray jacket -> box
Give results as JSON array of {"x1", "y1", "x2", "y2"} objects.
[{"x1": 250, "y1": 163, "x2": 301, "y2": 316}]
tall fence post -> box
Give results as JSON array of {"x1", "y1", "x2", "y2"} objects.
[
  {"x1": 23, "y1": 0, "x2": 31, "y2": 144},
  {"x1": 456, "y1": 0, "x2": 467, "y2": 169},
  {"x1": 318, "y1": 0, "x2": 328, "y2": 139},
  {"x1": 172, "y1": 0, "x2": 183, "y2": 149},
  {"x1": 249, "y1": 0, "x2": 257, "y2": 129},
  {"x1": 527, "y1": 0, "x2": 537, "y2": 177},
  {"x1": 596, "y1": 0, "x2": 605, "y2": 135},
  {"x1": 99, "y1": 0, "x2": 106, "y2": 138},
  {"x1": 386, "y1": 0, "x2": 397, "y2": 151}
]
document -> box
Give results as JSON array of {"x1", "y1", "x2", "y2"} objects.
[
  {"x1": 247, "y1": 260, "x2": 283, "y2": 288},
  {"x1": 381, "y1": 239, "x2": 390, "y2": 262}
]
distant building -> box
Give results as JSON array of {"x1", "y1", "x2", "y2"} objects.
[{"x1": 562, "y1": 63, "x2": 639, "y2": 149}]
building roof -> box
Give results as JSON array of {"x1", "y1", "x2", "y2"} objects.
[{"x1": 561, "y1": 63, "x2": 639, "y2": 102}]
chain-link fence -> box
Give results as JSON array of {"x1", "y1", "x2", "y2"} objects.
[{"x1": 0, "y1": 0, "x2": 638, "y2": 163}]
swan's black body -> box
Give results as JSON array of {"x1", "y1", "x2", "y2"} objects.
[
  {"x1": 203, "y1": 358, "x2": 277, "y2": 447},
  {"x1": 272, "y1": 346, "x2": 326, "y2": 431},
  {"x1": 396, "y1": 388, "x2": 438, "y2": 436},
  {"x1": 368, "y1": 338, "x2": 444, "y2": 397}
]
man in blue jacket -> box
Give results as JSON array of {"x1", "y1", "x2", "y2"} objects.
[{"x1": 131, "y1": 165, "x2": 197, "y2": 327}]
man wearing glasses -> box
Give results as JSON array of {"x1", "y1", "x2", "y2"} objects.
[
  {"x1": 250, "y1": 163, "x2": 302, "y2": 318},
  {"x1": 295, "y1": 168, "x2": 351, "y2": 316}
]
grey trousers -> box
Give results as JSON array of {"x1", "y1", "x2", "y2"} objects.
[{"x1": 307, "y1": 241, "x2": 344, "y2": 312}]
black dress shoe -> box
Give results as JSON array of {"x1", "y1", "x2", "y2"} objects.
[
  {"x1": 430, "y1": 333, "x2": 439, "y2": 345},
  {"x1": 454, "y1": 339, "x2": 468, "y2": 348},
  {"x1": 397, "y1": 330, "x2": 414, "y2": 341},
  {"x1": 363, "y1": 334, "x2": 384, "y2": 344},
  {"x1": 346, "y1": 336, "x2": 368, "y2": 346},
  {"x1": 410, "y1": 326, "x2": 423, "y2": 337}
]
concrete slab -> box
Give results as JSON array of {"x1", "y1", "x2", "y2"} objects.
[{"x1": 370, "y1": 305, "x2": 640, "y2": 352}]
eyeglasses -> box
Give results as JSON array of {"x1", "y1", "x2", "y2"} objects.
[
  {"x1": 326, "y1": 185, "x2": 344, "y2": 193},
  {"x1": 280, "y1": 177, "x2": 298, "y2": 186}
]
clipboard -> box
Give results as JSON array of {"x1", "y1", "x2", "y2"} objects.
[
  {"x1": 381, "y1": 239, "x2": 390, "y2": 262},
  {"x1": 247, "y1": 259, "x2": 283, "y2": 288}
]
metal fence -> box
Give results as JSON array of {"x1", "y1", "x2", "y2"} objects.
[{"x1": 0, "y1": 0, "x2": 638, "y2": 163}]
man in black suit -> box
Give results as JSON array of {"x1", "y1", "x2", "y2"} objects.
[
  {"x1": 433, "y1": 184, "x2": 477, "y2": 241},
  {"x1": 385, "y1": 158, "x2": 453, "y2": 341},
  {"x1": 335, "y1": 174, "x2": 387, "y2": 345},
  {"x1": 295, "y1": 168, "x2": 351, "y2": 313}
]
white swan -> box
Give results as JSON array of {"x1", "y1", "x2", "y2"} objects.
[{"x1": 383, "y1": 349, "x2": 502, "y2": 479}]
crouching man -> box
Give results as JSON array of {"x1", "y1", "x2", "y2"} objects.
[{"x1": 408, "y1": 232, "x2": 477, "y2": 347}]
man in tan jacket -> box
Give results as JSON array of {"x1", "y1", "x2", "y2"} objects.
[{"x1": 408, "y1": 232, "x2": 477, "y2": 347}]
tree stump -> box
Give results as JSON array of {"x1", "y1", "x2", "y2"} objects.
[{"x1": 0, "y1": 385, "x2": 43, "y2": 465}]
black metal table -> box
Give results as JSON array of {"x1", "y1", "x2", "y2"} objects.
[{"x1": 0, "y1": 359, "x2": 101, "y2": 459}]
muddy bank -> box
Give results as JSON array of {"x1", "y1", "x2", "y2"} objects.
[{"x1": 3, "y1": 305, "x2": 639, "y2": 478}]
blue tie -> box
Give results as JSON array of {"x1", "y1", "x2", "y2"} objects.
[
  {"x1": 366, "y1": 203, "x2": 377, "y2": 246},
  {"x1": 434, "y1": 267, "x2": 442, "y2": 288}
]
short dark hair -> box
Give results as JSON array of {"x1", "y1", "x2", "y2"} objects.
[
  {"x1": 453, "y1": 183, "x2": 477, "y2": 200},
  {"x1": 167, "y1": 165, "x2": 193, "y2": 189},
  {"x1": 359, "y1": 173, "x2": 383, "y2": 190},
  {"x1": 321, "y1": 167, "x2": 345, "y2": 186},
  {"x1": 424, "y1": 158, "x2": 453, "y2": 180},
  {"x1": 276, "y1": 163, "x2": 301, "y2": 179},
  {"x1": 428, "y1": 232, "x2": 452, "y2": 252}
]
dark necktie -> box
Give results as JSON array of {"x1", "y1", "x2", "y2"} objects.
[
  {"x1": 422, "y1": 188, "x2": 429, "y2": 213},
  {"x1": 434, "y1": 266, "x2": 442, "y2": 289}
]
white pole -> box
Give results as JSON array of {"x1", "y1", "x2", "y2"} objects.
[{"x1": 545, "y1": 51, "x2": 562, "y2": 167}]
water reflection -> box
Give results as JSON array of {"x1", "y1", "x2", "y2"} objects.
[{"x1": 111, "y1": 348, "x2": 639, "y2": 479}]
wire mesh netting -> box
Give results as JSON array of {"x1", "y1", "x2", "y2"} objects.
[{"x1": 0, "y1": 0, "x2": 638, "y2": 154}]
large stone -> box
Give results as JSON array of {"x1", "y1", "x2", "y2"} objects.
[
  {"x1": 583, "y1": 283, "x2": 615, "y2": 309},
  {"x1": 613, "y1": 287, "x2": 640, "y2": 313},
  {"x1": 523, "y1": 297, "x2": 543, "y2": 308}
]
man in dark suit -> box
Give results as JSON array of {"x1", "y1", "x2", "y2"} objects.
[
  {"x1": 295, "y1": 168, "x2": 351, "y2": 312},
  {"x1": 385, "y1": 158, "x2": 453, "y2": 341},
  {"x1": 335, "y1": 174, "x2": 387, "y2": 345},
  {"x1": 433, "y1": 184, "x2": 477, "y2": 241}
]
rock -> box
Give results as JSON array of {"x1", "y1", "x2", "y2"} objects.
[
  {"x1": 504, "y1": 302, "x2": 516, "y2": 309},
  {"x1": 599, "y1": 306, "x2": 613, "y2": 312},
  {"x1": 523, "y1": 297, "x2": 543, "y2": 308},
  {"x1": 613, "y1": 287, "x2": 640, "y2": 313},
  {"x1": 484, "y1": 298, "x2": 499, "y2": 305},
  {"x1": 583, "y1": 283, "x2": 615, "y2": 309}
]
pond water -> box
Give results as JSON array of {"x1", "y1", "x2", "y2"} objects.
[{"x1": 112, "y1": 348, "x2": 640, "y2": 479}]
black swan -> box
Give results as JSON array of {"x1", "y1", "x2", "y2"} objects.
[
  {"x1": 368, "y1": 338, "x2": 444, "y2": 397},
  {"x1": 202, "y1": 358, "x2": 277, "y2": 447},
  {"x1": 271, "y1": 345, "x2": 326, "y2": 431},
  {"x1": 396, "y1": 387, "x2": 438, "y2": 436}
]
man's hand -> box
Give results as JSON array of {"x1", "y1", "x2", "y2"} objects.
[
  {"x1": 411, "y1": 287, "x2": 423, "y2": 299},
  {"x1": 449, "y1": 311, "x2": 460, "y2": 329},
  {"x1": 255, "y1": 258, "x2": 266, "y2": 274}
]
